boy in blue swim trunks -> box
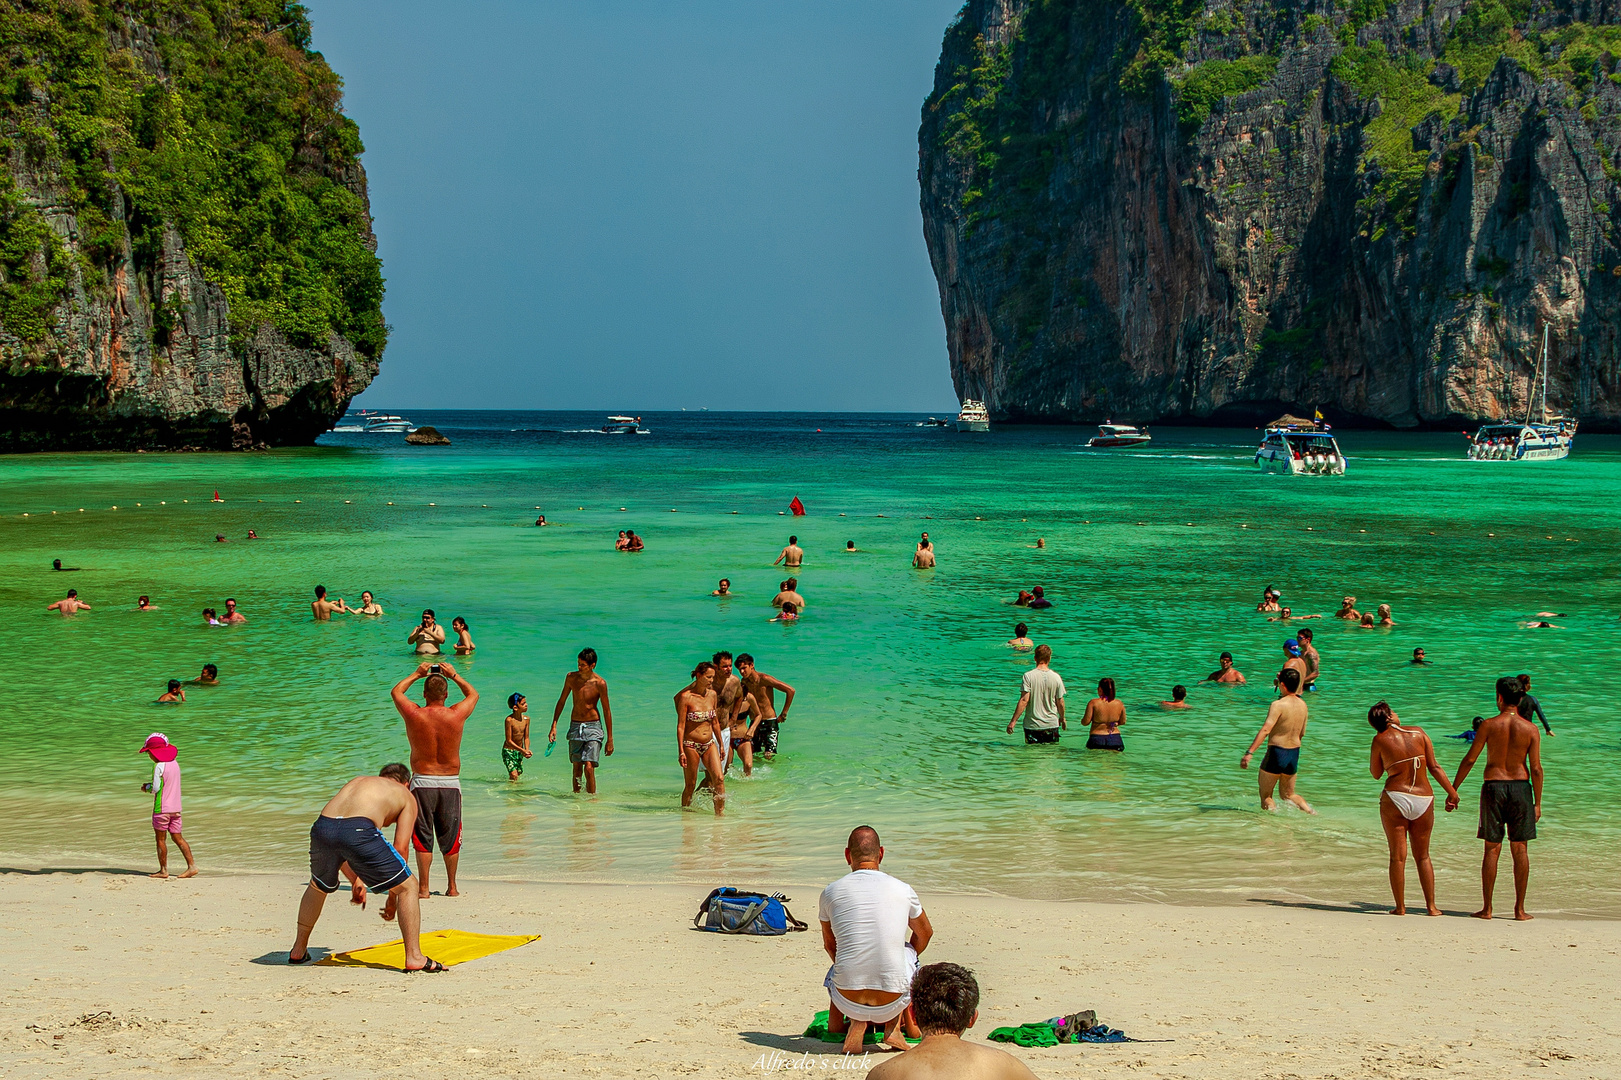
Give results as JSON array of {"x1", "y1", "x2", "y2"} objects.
[
  {"x1": 287, "y1": 764, "x2": 445, "y2": 972},
  {"x1": 1239, "y1": 668, "x2": 1315, "y2": 814}
]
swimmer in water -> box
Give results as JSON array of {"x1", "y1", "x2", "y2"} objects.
[
  {"x1": 451, "y1": 617, "x2": 475, "y2": 654},
  {"x1": 246, "y1": 530, "x2": 259, "y2": 539},
  {"x1": 137, "y1": 595, "x2": 153, "y2": 611},
  {"x1": 188, "y1": 663, "x2": 220, "y2": 686},
  {"x1": 845, "y1": 540, "x2": 858, "y2": 553},
  {"x1": 625, "y1": 531, "x2": 644, "y2": 552},
  {"x1": 1082, "y1": 678, "x2": 1126, "y2": 750},
  {"x1": 711, "y1": 578, "x2": 732, "y2": 596},
  {"x1": 215, "y1": 534, "x2": 227, "y2": 543},
  {"x1": 1524, "y1": 621, "x2": 1562, "y2": 629},
  {"x1": 202, "y1": 607, "x2": 221, "y2": 625},
  {"x1": 1296, "y1": 627, "x2": 1320, "y2": 691},
  {"x1": 51, "y1": 558, "x2": 80, "y2": 571},
  {"x1": 1035, "y1": 537, "x2": 1046, "y2": 549},
  {"x1": 311, "y1": 585, "x2": 352, "y2": 621},
  {"x1": 1359, "y1": 612, "x2": 1377, "y2": 628},
  {"x1": 775, "y1": 535, "x2": 804, "y2": 569},
  {"x1": 771, "y1": 601, "x2": 800, "y2": 622},
  {"x1": 1377, "y1": 604, "x2": 1396, "y2": 626},
  {"x1": 1160, "y1": 684, "x2": 1189, "y2": 709},
  {"x1": 47, "y1": 589, "x2": 91, "y2": 615},
  {"x1": 615, "y1": 530, "x2": 629, "y2": 551},
  {"x1": 1207, "y1": 651, "x2": 1245, "y2": 684},
  {"x1": 221, "y1": 598, "x2": 246, "y2": 624},
  {"x1": 1516, "y1": 674, "x2": 1554, "y2": 736},
  {"x1": 1279, "y1": 640, "x2": 1308, "y2": 688},
  {"x1": 772, "y1": 578, "x2": 805, "y2": 611},
  {"x1": 157, "y1": 679, "x2": 185, "y2": 703},
  {"x1": 1336, "y1": 595, "x2": 1361, "y2": 620},
  {"x1": 1411, "y1": 647, "x2": 1429, "y2": 665},
  {"x1": 913, "y1": 536, "x2": 936, "y2": 569},
  {"x1": 1013, "y1": 590, "x2": 1033, "y2": 607},
  {"x1": 1007, "y1": 622, "x2": 1033, "y2": 651},
  {"x1": 533, "y1": 515, "x2": 546, "y2": 526},
  {"x1": 1256, "y1": 586, "x2": 1281, "y2": 613},
  {"x1": 408, "y1": 609, "x2": 446, "y2": 654},
  {"x1": 1026, "y1": 586, "x2": 1051, "y2": 609},
  {"x1": 357, "y1": 590, "x2": 384, "y2": 616}
]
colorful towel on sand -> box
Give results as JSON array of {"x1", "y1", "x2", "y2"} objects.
[
  {"x1": 803, "y1": 1010, "x2": 921, "y2": 1045},
  {"x1": 317, "y1": 929, "x2": 541, "y2": 969},
  {"x1": 988, "y1": 1021, "x2": 1138, "y2": 1045}
]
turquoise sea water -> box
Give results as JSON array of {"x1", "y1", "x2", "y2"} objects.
[{"x1": 5, "y1": 412, "x2": 1618, "y2": 915}]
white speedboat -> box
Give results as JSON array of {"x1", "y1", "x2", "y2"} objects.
[
  {"x1": 1087, "y1": 422, "x2": 1151, "y2": 448},
  {"x1": 1467, "y1": 326, "x2": 1575, "y2": 461},
  {"x1": 1255, "y1": 415, "x2": 1346, "y2": 475},
  {"x1": 333, "y1": 411, "x2": 416, "y2": 433},
  {"x1": 601, "y1": 415, "x2": 646, "y2": 434},
  {"x1": 956, "y1": 399, "x2": 990, "y2": 432}
]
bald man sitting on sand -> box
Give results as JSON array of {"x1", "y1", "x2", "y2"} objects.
[
  {"x1": 868, "y1": 963, "x2": 1040, "y2": 1080},
  {"x1": 820, "y1": 826, "x2": 933, "y2": 1054}
]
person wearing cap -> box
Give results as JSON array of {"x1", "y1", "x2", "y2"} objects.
[
  {"x1": 139, "y1": 734, "x2": 198, "y2": 878},
  {"x1": 1026, "y1": 586, "x2": 1052, "y2": 610},
  {"x1": 1207, "y1": 652, "x2": 1246, "y2": 684},
  {"x1": 157, "y1": 679, "x2": 185, "y2": 703},
  {"x1": 1256, "y1": 587, "x2": 1281, "y2": 613},
  {"x1": 503, "y1": 693, "x2": 532, "y2": 781},
  {"x1": 1280, "y1": 639, "x2": 1308, "y2": 690}
]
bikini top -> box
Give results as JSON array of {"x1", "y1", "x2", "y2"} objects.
[
  {"x1": 686, "y1": 708, "x2": 717, "y2": 723},
  {"x1": 1385, "y1": 728, "x2": 1425, "y2": 783}
]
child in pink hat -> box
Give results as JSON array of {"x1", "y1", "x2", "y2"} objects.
[{"x1": 140, "y1": 734, "x2": 198, "y2": 879}]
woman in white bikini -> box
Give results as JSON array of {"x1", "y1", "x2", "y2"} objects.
[
  {"x1": 676, "y1": 661, "x2": 725, "y2": 816},
  {"x1": 1367, "y1": 701, "x2": 1462, "y2": 916}
]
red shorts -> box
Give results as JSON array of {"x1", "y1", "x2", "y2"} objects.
[{"x1": 152, "y1": 812, "x2": 183, "y2": 834}]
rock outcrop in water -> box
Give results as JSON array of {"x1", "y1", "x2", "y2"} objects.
[
  {"x1": 920, "y1": 0, "x2": 1621, "y2": 428},
  {"x1": 0, "y1": 2, "x2": 384, "y2": 451}
]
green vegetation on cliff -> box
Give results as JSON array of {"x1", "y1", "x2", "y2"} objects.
[{"x1": 0, "y1": 0, "x2": 384, "y2": 356}]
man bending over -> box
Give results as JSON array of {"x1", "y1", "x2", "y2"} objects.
[{"x1": 287, "y1": 764, "x2": 445, "y2": 972}]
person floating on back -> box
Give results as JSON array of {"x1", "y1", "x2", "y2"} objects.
[
  {"x1": 1452, "y1": 676, "x2": 1544, "y2": 920},
  {"x1": 139, "y1": 733, "x2": 197, "y2": 879}
]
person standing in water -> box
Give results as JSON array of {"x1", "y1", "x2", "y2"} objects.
[
  {"x1": 677, "y1": 661, "x2": 725, "y2": 815},
  {"x1": 311, "y1": 585, "x2": 351, "y2": 621},
  {"x1": 1516, "y1": 674, "x2": 1554, "y2": 736},
  {"x1": 503, "y1": 693, "x2": 531, "y2": 781},
  {"x1": 47, "y1": 589, "x2": 90, "y2": 615},
  {"x1": 1240, "y1": 668, "x2": 1314, "y2": 813},
  {"x1": 1206, "y1": 651, "x2": 1246, "y2": 684},
  {"x1": 390, "y1": 661, "x2": 479, "y2": 898},
  {"x1": 1296, "y1": 627, "x2": 1320, "y2": 690},
  {"x1": 357, "y1": 590, "x2": 384, "y2": 616},
  {"x1": 1160, "y1": 685, "x2": 1190, "y2": 708},
  {"x1": 737, "y1": 654, "x2": 794, "y2": 759},
  {"x1": 1006, "y1": 623, "x2": 1033, "y2": 651},
  {"x1": 1367, "y1": 701, "x2": 1461, "y2": 915},
  {"x1": 549, "y1": 648, "x2": 614, "y2": 794},
  {"x1": 1081, "y1": 678, "x2": 1126, "y2": 750},
  {"x1": 1006, "y1": 644, "x2": 1066, "y2": 744},
  {"x1": 1452, "y1": 677, "x2": 1544, "y2": 920},
  {"x1": 775, "y1": 536, "x2": 804, "y2": 569},
  {"x1": 451, "y1": 616, "x2": 475, "y2": 654},
  {"x1": 913, "y1": 535, "x2": 935, "y2": 568},
  {"x1": 407, "y1": 609, "x2": 446, "y2": 654}
]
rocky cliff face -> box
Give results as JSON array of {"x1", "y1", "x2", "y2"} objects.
[
  {"x1": 0, "y1": 2, "x2": 383, "y2": 450},
  {"x1": 920, "y1": 0, "x2": 1621, "y2": 428}
]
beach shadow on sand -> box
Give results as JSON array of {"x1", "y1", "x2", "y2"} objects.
[
  {"x1": 0, "y1": 866, "x2": 152, "y2": 877},
  {"x1": 739, "y1": 1031, "x2": 880, "y2": 1057},
  {"x1": 1248, "y1": 898, "x2": 1477, "y2": 918},
  {"x1": 250, "y1": 948, "x2": 332, "y2": 966}
]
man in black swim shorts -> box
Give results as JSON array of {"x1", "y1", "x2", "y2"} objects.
[
  {"x1": 1453, "y1": 676, "x2": 1545, "y2": 920},
  {"x1": 391, "y1": 661, "x2": 479, "y2": 898},
  {"x1": 288, "y1": 764, "x2": 445, "y2": 971},
  {"x1": 1240, "y1": 668, "x2": 1314, "y2": 813}
]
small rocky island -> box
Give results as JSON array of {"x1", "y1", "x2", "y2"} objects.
[{"x1": 0, "y1": 3, "x2": 384, "y2": 451}]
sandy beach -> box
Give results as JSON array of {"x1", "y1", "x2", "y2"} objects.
[{"x1": 2, "y1": 870, "x2": 1614, "y2": 1079}]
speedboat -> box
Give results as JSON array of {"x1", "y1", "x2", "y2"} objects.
[
  {"x1": 601, "y1": 415, "x2": 646, "y2": 434},
  {"x1": 956, "y1": 399, "x2": 990, "y2": 432},
  {"x1": 1087, "y1": 422, "x2": 1151, "y2": 448},
  {"x1": 1255, "y1": 414, "x2": 1346, "y2": 475},
  {"x1": 333, "y1": 411, "x2": 416, "y2": 433},
  {"x1": 920, "y1": 416, "x2": 950, "y2": 428},
  {"x1": 1467, "y1": 326, "x2": 1575, "y2": 461}
]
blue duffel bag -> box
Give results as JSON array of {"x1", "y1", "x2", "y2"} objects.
[{"x1": 693, "y1": 887, "x2": 808, "y2": 935}]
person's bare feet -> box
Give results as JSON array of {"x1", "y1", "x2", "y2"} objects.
[
  {"x1": 1426, "y1": 905, "x2": 1442, "y2": 916},
  {"x1": 445, "y1": 886, "x2": 461, "y2": 897},
  {"x1": 1261, "y1": 798, "x2": 1277, "y2": 812},
  {"x1": 177, "y1": 866, "x2": 198, "y2": 879},
  {"x1": 1389, "y1": 906, "x2": 1406, "y2": 915},
  {"x1": 881, "y1": 1032, "x2": 911, "y2": 1052},
  {"x1": 1514, "y1": 910, "x2": 1535, "y2": 921},
  {"x1": 841, "y1": 1020, "x2": 867, "y2": 1055},
  {"x1": 149, "y1": 871, "x2": 169, "y2": 879},
  {"x1": 1472, "y1": 907, "x2": 1493, "y2": 920}
]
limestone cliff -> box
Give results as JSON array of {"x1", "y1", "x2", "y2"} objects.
[
  {"x1": 0, "y1": 1, "x2": 384, "y2": 450},
  {"x1": 920, "y1": 0, "x2": 1621, "y2": 428}
]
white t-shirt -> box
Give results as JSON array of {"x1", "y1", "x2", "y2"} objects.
[
  {"x1": 817, "y1": 869, "x2": 922, "y2": 993},
  {"x1": 1021, "y1": 666, "x2": 1066, "y2": 729}
]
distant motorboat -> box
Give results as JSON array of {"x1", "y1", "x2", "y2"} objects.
[
  {"x1": 956, "y1": 399, "x2": 990, "y2": 432},
  {"x1": 919, "y1": 416, "x2": 949, "y2": 428},
  {"x1": 333, "y1": 410, "x2": 416, "y2": 433},
  {"x1": 1087, "y1": 422, "x2": 1151, "y2": 448},
  {"x1": 1467, "y1": 325, "x2": 1575, "y2": 461},
  {"x1": 602, "y1": 415, "x2": 646, "y2": 434},
  {"x1": 1255, "y1": 414, "x2": 1346, "y2": 475}
]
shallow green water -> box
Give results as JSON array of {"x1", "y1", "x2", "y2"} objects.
[{"x1": 5, "y1": 412, "x2": 1617, "y2": 915}]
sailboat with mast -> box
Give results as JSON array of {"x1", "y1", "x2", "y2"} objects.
[{"x1": 1466, "y1": 324, "x2": 1576, "y2": 461}]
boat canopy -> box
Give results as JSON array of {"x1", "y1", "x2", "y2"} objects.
[{"x1": 1265, "y1": 414, "x2": 1329, "y2": 431}]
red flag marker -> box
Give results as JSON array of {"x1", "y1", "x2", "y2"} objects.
[{"x1": 789, "y1": 496, "x2": 806, "y2": 516}]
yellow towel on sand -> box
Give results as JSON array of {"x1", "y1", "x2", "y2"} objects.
[{"x1": 317, "y1": 929, "x2": 541, "y2": 969}]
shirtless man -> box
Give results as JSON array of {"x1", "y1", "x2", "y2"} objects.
[
  {"x1": 47, "y1": 589, "x2": 90, "y2": 615},
  {"x1": 704, "y1": 651, "x2": 747, "y2": 780},
  {"x1": 390, "y1": 661, "x2": 478, "y2": 897},
  {"x1": 1296, "y1": 627, "x2": 1320, "y2": 690},
  {"x1": 1240, "y1": 667, "x2": 1314, "y2": 813},
  {"x1": 1207, "y1": 651, "x2": 1245, "y2": 684},
  {"x1": 1279, "y1": 640, "x2": 1308, "y2": 688},
  {"x1": 311, "y1": 585, "x2": 351, "y2": 621},
  {"x1": 711, "y1": 578, "x2": 732, "y2": 596},
  {"x1": 407, "y1": 609, "x2": 446, "y2": 654},
  {"x1": 1452, "y1": 676, "x2": 1544, "y2": 920},
  {"x1": 866, "y1": 963, "x2": 1039, "y2": 1080},
  {"x1": 737, "y1": 653, "x2": 795, "y2": 759},
  {"x1": 772, "y1": 578, "x2": 806, "y2": 611},
  {"x1": 549, "y1": 648, "x2": 614, "y2": 794},
  {"x1": 913, "y1": 536, "x2": 936, "y2": 569},
  {"x1": 775, "y1": 535, "x2": 804, "y2": 569},
  {"x1": 188, "y1": 663, "x2": 219, "y2": 686},
  {"x1": 221, "y1": 598, "x2": 246, "y2": 624},
  {"x1": 287, "y1": 764, "x2": 445, "y2": 972}
]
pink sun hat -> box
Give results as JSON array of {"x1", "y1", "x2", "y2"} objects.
[{"x1": 139, "y1": 733, "x2": 178, "y2": 762}]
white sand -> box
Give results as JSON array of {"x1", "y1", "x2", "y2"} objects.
[{"x1": 1, "y1": 871, "x2": 1615, "y2": 1079}]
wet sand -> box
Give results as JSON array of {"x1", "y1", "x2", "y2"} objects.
[{"x1": 2, "y1": 871, "x2": 1614, "y2": 1078}]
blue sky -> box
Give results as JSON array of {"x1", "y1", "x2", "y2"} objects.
[{"x1": 309, "y1": 0, "x2": 965, "y2": 412}]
